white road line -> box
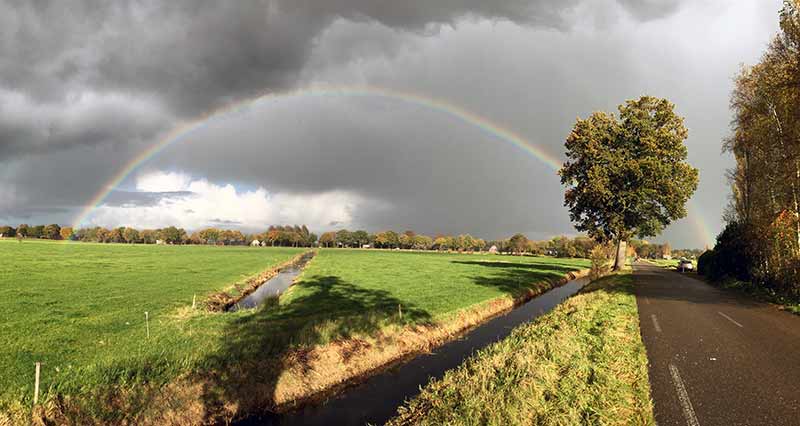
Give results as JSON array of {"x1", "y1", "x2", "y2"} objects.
[
  {"x1": 651, "y1": 314, "x2": 662, "y2": 333},
  {"x1": 718, "y1": 311, "x2": 744, "y2": 328},
  {"x1": 669, "y1": 363, "x2": 701, "y2": 426}
]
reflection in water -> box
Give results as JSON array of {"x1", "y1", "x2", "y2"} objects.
[{"x1": 228, "y1": 253, "x2": 314, "y2": 312}]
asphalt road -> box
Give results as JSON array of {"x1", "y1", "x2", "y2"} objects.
[{"x1": 634, "y1": 262, "x2": 800, "y2": 426}]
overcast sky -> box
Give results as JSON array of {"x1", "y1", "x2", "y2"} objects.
[{"x1": 0, "y1": 0, "x2": 783, "y2": 247}]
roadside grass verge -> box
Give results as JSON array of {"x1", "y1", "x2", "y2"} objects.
[
  {"x1": 387, "y1": 273, "x2": 655, "y2": 426},
  {"x1": 692, "y1": 275, "x2": 800, "y2": 315}
]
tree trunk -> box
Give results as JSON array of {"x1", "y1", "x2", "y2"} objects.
[{"x1": 613, "y1": 239, "x2": 627, "y2": 271}]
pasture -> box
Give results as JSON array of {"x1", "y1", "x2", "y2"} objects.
[{"x1": 0, "y1": 240, "x2": 588, "y2": 422}]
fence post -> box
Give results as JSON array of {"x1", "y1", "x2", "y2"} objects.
[
  {"x1": 145, "y1": 311, "x2": 150, "y2": 339},
  {"x1": 33, "y1": 362, "x2": 41, "y2": 405}
]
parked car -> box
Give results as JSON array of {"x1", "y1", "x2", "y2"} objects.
[{"x1": 677, "y1": 258, "x2": 694, "y2": 272}]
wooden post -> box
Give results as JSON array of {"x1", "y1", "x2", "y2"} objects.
[
  {"x1": 398, "y1": 304, "x2": 402, "y2": 320},
  {"x1": 145, "y1": 311, "x2": 150, "y2": 339},
  {"x1": 33, "y1": 362, "x2": 41, "y2": 405}
]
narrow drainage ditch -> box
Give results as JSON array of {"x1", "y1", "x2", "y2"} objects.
[
  {"x1": 227, "y1": 251, "x2": 316, "y2": 312},
  {"x1": 236, "y1": 273, "x2": 592, "y2": 425}
]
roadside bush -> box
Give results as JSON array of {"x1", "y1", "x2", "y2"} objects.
[
  {"x1": 696, "y1": 249, "x2": 714, "y2": 276},
  {"x1": 706, "y1": 221, "x2": 762, "y2": 282},
  {"x1": 589, "y1": 244, "x2": 612, "y2": 280}
]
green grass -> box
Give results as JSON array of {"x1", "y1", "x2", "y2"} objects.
[
  {"x1": 279, "y1": 250, "x2": 590, "y2": 335},
  {"x1": 0, "y1": 240, "x2": 304, "y2": 414},
  {"x1": 0, "y1": 241, "x2": 588, "y2": 422},
  {"x1": 645, "y1": 258, "x2": 680, "y2": 268},
  {"x1": 388, "y1": 273, "x2": 655, "y2": 426}
]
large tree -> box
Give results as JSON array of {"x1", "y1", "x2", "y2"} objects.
[
  {"x1": 508, "y1": 233, "x2": 529, "y2": 255},
  {"x1": 560, "y1": 96, "x2": 698, "y2": 270}
]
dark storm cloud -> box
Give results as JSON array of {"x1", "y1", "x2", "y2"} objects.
[
  {"x1": 0, "y1": 91, "x2": 168, "y2": 157},
  {"x1": 0, "y1": 0, "x2": 780, "y2": 247},
  {"x1": 0, "y1": 0, "x2": 687, "y2": 159}
]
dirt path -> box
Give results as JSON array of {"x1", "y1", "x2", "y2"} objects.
[{"x1": 634, "y1": 262, "x2": 800, "y2": 425}]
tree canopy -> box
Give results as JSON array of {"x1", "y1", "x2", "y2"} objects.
[{"x1": 560, "y1": 96, "x2": 698, "y2": 268}]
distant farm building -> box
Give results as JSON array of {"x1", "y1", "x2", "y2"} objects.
[
  {"x1": 251, "y1": 239, "x2": 261, "y2": 247},
  {"x1": 488, "y1": 245, "x2": 498, "y2": 254},
  {"x1": 156, "y1": 239, "x2": 165, "y2": 245}
]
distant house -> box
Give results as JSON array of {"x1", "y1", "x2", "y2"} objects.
[
  {"x1": 488, "y1": 245, "x2": 498, "y2": 254},
  {"x1": 155, "y1": 239, "x2": 165, "y2": 245},
  {"x1": 362, "y1": 244, "x2": 371, "y2": 249},
  {"x1": 251, "y1": 239, "x2": 261, "y2": 247}
]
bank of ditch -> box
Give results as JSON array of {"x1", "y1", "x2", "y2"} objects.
[
  {"x1": 388, "y1": 273, "x2": 655, "y2": 426},
  {"x1": 138, "y1": 264, "x2": 593, "y2": 425},
  {"x1": 206, "y1": 250, "x2": 316, "y2": 311}
]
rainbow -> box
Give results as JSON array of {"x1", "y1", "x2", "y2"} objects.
[{"x1": 72, "y1": 84, "x2": 715, "y2": 246}]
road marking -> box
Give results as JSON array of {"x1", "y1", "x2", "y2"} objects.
[
  {"x1": 651, "y1": 314, "x2": 662, "y2": 333},
  {"x1": 669, "y1": 363, "x2": 701, "y2": 426},
  {"x1": 718, "y1": 311, "x2": 743, "y2": 328}
]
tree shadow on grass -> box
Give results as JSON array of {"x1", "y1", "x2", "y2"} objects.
[
  {"x1": 196, "y1": 275, "x2": 433, "y2": 423},
  {"x1": 452, "y1": 260, "x2": 584, "y2": 298},
  {"x1": 451, "y1": 260, "x2": 580, "y2": 273}
]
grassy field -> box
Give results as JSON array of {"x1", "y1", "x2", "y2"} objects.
[
  {"x1": 1, "y1": 241, "x2": 589, "y2": 423},
  {"x1": 645, "y1": 258, "x2": 680, "y2": 267},
  {"x1": 0, "y1": 239, "x2": 304, "y2": 416},
  {"x1": 388, "y1": 273, "x2": 655, "y2": 426}
]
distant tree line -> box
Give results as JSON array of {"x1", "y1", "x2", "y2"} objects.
[
  {"x1": 317, "y1": 229, "x2": 609, "y2": 258},
  {"x1": 0, "y1": 224, "x2": 316, "y2": 246},
  {"x1": 248, "y1": 225, "x2": 317, "y2": 247},
  {"x1": 622, "y1": 240, "x2": 701, "y2": 260},
  {"x1": 2, "y1": 223, "x2": 625, "y2": 259},
  {"x1": 1, "y1": 224, "x2": 72, "y2": 241}
]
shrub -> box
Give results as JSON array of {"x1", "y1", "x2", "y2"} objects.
[
  {"x1": 706, "y1": 221, "x2": 762, "y2": 282},
  {"x1": 589, "y1": 244, "x2": 612, "y2": 280},
  {"x1": 696, "y1": 249, "x2": 714, "y2": 277}
]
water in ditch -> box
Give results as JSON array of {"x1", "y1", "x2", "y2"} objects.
[
  {"x1": 228, "y1": 253, "x2": 315, "y2": 312},
  {"x1": 236, "y1": 274, "x2": 591, "y2": 425}
]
